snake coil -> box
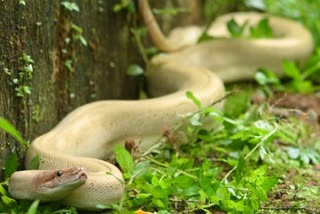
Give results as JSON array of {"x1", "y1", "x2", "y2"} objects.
[{"x1": 8, "y1": 0, "x2": 313, "y2": 210}]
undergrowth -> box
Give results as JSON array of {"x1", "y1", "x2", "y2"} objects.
[{"x1": 109, "y1": 88, "x2": 320, "y2": 213}]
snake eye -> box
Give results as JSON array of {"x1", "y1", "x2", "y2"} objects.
[{"x1": 56, "y1": 170, "x2": 63, "y2": 177}]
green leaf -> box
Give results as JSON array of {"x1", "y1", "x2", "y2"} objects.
[
  {"x1": 255, "y1": 69, "x2": 280, "y2": 85},
  {"x1": 16, "y1": 85, "x2": 32, "y2": 97},
  {"x1": 20, "y1": 54, "x2": 34, "y2": 64},
  {"x1": 244, "y1": 0, "x2": 265, "y2": 10},
  {"x1": 71, "y1": 24, "x2": 83, "y2": 33},
  {"x1": 79, "y1": 35, "x2": 88, "y2": 46},
  {"x1": 64, "y1": 59, "x2": 74, "y2": 72},
  {"x1": 235, "y1": 156, "x2": 245, "y2": 184},
  {"x1": 182, "y1": 185, "x2": 201, "y2": 197},
  {"x1": 186, "y1": 91, "x2": 202, "y2": 108},
  {"x1": 221, "y1": 199, "x2": 236, "y2": 209},
  {"x1": 131, "y1": 27, "x2": 147, "y2": 37},
  {"x1": 29, "y1": 154, "x2": 40, "y2": 170},
  {"x1": 151, "y1": 175, "x2": 159, "y2": 186},
  {"x1": 159, "y1": 178, "x2": 171, "y2": 189},
  {"x1": 4, "y1": 153, "x2": 18, "y2": 179},
  {"x1": 253, "y1": 165, "x2": 267, "y2": 176},
  {"x1": 152, "y1": 198, "x2": 166, "y2": 208},
  {"x1": 224, "y1": 91, "x2": 249, "y2": 118},
  {"x1": 255, "y1": 186, "x2": 268, "y2": 201},
  {"x1": 18, "y1": 0, "x2": 26, "y2": 6},
  {"x1": 26, "y1": 200, "x2": 39, "y2": 214},
  {"x1": 131, "y1": 161, "x2": 149, "y2": 179},
  {"x1": 1, "y1": 196, "x2": 16, "y2": 206},
  {"x1": 287, "y1": 147, "x2": 300, "y2": 159},
  {"x1": 127, "y1": 64, "x2": 144, "y2": 76},
  {"x1": 261, "y1": 176, "x2": 279, "y2": 191},
  {"x1": 113, "y1": 0, "x2": 135, "y2": 13},
  {"x1": 197, "y1": 32, "x2": 215, "y2": 43},
  {"x1": 189, "y1": 113, "x2": 203, "y2": 126},
  {"x1": 0, "y1": 117, "x2": 26, "y2": 148},
  {"x1": 0, "y1": 185, "x2": 7, "y2": 196},
  {"x1": 61, "y1": 1, "x2": 80, "y2": 12},
  {"x1": 249, "y1": 18, "x2": 273, "y2": 38},
  {"x1": 216, "y1": 185, "x2": 229, "y2": 200},
  {"x1": 282, "y1": 60, "x2": 301, "y2": 80},
  {"x1": 227, "y1": 18, "x2": 247, "y2": 38},
  {"x1": 291, "y1": 79, "x2": 313, "y2": 93},
  {"x1": 114, "y1": 144, "x2": 134, "y2": 175},
  {"x1": 173, "y1": 175, "x2": 194, "y2": 188},
  {"x1": 276, "y1": 126, "x2": 297, "y2": 144},
  {"x1": 251, "y1": 199, "x2": 260, "y2": 210},
  {"x1": 234, "y1": 199, "x2": 245, "y2": 211},
  {"x1": 199, "y1": 189, "x2": 208, "y2": 204}
]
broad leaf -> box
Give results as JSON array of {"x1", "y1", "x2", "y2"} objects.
[
  {"x1": 186, "y1": 91, "x2": 202, "y2": 108},
  {"x1": 26, "y1": 200, "x2": 39, "y2": 214},
  {"x1": 29, "y1": 154, "x2": 40, "y2": 170},
  {"x1": 114, "y1": 145, "x2": 134, "y2": 176},
  {"x1": 5, "y1": 153, "x2": 18, "y2": 179},
  {"x1": 0, "y1": 117, "x2": 26, "y2": 148}
]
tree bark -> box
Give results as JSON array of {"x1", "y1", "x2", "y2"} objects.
[{"x1": 0, "y1": 0, "x2": 139, "y2": 178}]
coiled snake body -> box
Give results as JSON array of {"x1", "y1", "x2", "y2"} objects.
[{"x1": 8, "y1": 0, "x2": 313, "y2": 210}]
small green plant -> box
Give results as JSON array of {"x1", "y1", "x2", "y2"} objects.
[
  {"x1": 71, "y1": 24, "x2": 87, "y2": 47},
  {"x1": 18, "y1": 0, "x2": 25, "y2": 6},
  {"x1": 199, "y1": 17, "x2": 273, "y2": 42},
  {"x1": 59, "y1": 1, "x2": 88, "y2": 74},
  {"x1": 127, "y1": 64, "x2": 144, "y2": 76},
  {"x1": 3, "y1": 54, "x2": 34, "y2": 97},
  {"x1": 245, "y1": 0, "x2": 320, "y2": 46},
  {"x1": 113, "y1": 0, "x2": 135, "y2": 13},
  {"x1": 16, "y1": 54, "x2": 34, "y2": 97},
  {"x1": 32, "y1": 104, "x2": 41, "y2": 123},
  {"x1": 61, "y1": 1, "x2": 80, "y2": 12},
  {"x1": 255, "y1": 49, "x2": 320, "y2": 94},
  {"x1": 64, "y1": 59, "x2": 74, "y2": 72},
  {"x1": 226, "y1": 17, "x2": 273, "y2": 38}
]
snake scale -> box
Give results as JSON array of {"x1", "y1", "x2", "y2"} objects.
[{"x1": 8, "y1": 0, "x2": 313, "y2": 210}]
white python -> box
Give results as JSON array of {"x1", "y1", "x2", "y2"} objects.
[{"x1": 8, "y1": 0, "x2": 313, "y2": 211}]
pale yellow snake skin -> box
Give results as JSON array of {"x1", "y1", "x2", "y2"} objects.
[{"x1": 8, "y1": 0, "x2": 313, "y2": 210}]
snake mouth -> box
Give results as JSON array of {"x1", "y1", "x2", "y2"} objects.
[{"x1": 75, "y1": 167, "x2": 88, "y2": 182}]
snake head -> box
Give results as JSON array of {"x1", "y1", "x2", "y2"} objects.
[
  {"x1": 9, "y1": 167, "x2": 88, "y2": 201},
  {"x1": 34, "y1": 167, "x2": 88, "y2": 200}
]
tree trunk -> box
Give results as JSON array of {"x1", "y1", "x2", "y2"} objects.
[{"x1": 0, "y1": 0, "x2": 139, "y2": 178}]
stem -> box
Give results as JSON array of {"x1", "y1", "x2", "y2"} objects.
[{"x1": 131, "y1": 28, "x2": 149, "y2": 66}]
